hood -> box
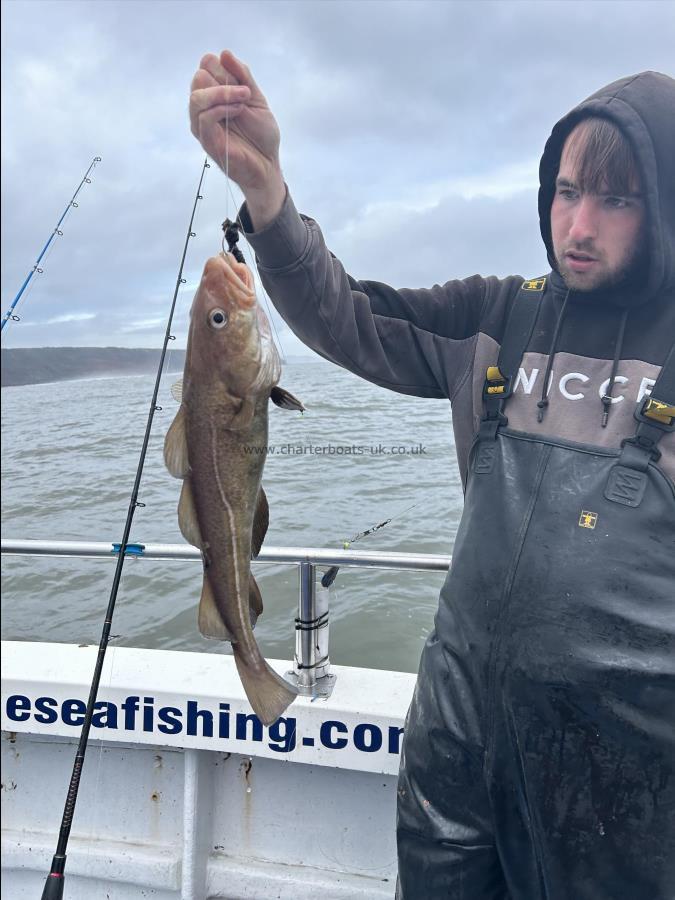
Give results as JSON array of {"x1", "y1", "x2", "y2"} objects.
[{"x1": 538, "y1": 71, "x2": 675, "y2": 308}]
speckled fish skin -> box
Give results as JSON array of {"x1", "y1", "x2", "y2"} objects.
[{"x1": 164, "y1": 252, "x2": 299, "y2": 726}]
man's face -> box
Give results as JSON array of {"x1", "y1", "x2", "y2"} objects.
[{"x1": 551, "y1": 131, "x2": 646, "y2": 292}]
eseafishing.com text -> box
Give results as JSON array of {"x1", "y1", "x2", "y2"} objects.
[{"x1": 5, "y1": 693, "x2": 405, "y2": 756}]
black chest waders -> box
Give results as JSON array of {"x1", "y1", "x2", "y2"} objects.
[{"x1": 396, "y1": 279, "x2": 675, "y2": 900}]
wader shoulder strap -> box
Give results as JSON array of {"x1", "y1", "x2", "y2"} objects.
[
  {"x1": 478, "y1": 276, "x2": 545, "y2": 441},
  {"x1": 636, "y1": 342, "x2": 675, "y2": 439},
  {"x1": 605, "y1": 342, "x2": 675, "y2": 507}
]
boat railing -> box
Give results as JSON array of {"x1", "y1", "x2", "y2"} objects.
[{"x1": 1, "y1": 538, "x2": 451, "y2": 698}]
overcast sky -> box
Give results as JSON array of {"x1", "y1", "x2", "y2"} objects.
[{"x1": 2, "y1": 0, "x2": 674, "y2": 352}]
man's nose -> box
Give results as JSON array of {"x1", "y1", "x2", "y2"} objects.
[{"x1": 568, "y1": 196, "x2": 598, "y2": 243}]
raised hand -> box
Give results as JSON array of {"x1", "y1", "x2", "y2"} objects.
[{"x1": 190, "y1": 50, "x2": 285, "y2": 222}]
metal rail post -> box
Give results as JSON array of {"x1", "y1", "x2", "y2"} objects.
[{"x1": 286, "y1": 561, "x2": 336, "y2": 698}]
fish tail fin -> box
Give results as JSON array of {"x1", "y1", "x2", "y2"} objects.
[{"x1": 233, "y1": 650, "x2": 298, "y2": 726}]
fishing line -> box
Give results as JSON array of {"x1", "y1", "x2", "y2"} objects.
[
  {"x1": 322, "y1": 501, "x2": 422, "y2": 588},
  {"x1": 223, "y1": 179, "x2": 288, "y2": 361},
  {"x1": 216, "y1": 90, "x2": 288, "y2": 362},
  {"x1": 222, "y1": 69, "x2": 232, "y2": 224},
  {"x1": 40, "y1": 157, "x2": 210, "y2": 900},
  {"x1": 224, "y1": 113, "x2": 230, "y2": 223},
  {"x1": 2, "y1": 156, "x2": 102, "y2": 336}
]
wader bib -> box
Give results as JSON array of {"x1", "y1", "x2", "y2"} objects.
[{"x1": 397, "y1": 282, "x2": 675, "y2": 899}]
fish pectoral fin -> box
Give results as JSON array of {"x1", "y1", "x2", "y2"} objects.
[
  {"x1": 198, "y1": 575, "x2": 234, "y2": 641},
  {"x1": 170, "y1": 379, "x2": 183, "y2": 403},
  {"x1": 178, "y1": 479, "x2": 203, "y2": 548},
  {"x1": 164, "y1": 403, "x2": 190, "y2": 478},
  {"x1": 270, "y1": 386, "x2": 305, "y2": 412},
  {"x1": 228, "y1": 397, "x2": 256, "y2": 431},
  {"x1": 248, "y1": 574, "x2": 264, "y2": 628},
  {"x1": 251, "y1": 487, "x2": 269, "y2": 559},
  {"x1": 233, "y1": 648, "x2": 299, "y2": 726}
]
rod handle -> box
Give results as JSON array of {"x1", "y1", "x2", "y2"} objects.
[{"x1": 41, "y1": 854, "x2": 66, "y2": 899}]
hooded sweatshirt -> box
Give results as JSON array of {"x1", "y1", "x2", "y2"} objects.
[{"x1": 240, "y1": 71, "x2": 675, "y2": 486}]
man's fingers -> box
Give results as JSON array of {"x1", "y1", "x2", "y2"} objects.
[
  {"x1": 194, "y1": 104, "x2": 248, "y2": 153},
  {"x1": 190, "y1": 84, "x2": 250, "y2": 116},
  {"x1": 189, "y1": 51, "x2": 276, "y2": 183},
  {"x1": 190, "y1": 100, "x2": 245, "y2": 141},
  {"x1": 219, "y1": 50, "x2": 265, "y2": 101},
  {"x1": 193, "y1": 51, "x2": 266, "y2": 102},
  {"x1": 191, "y1": 68, "x2": 218, "y2": 92},
  {"x1": 201, "y1": 52, "x2": 241, "y2": 87},
  {"x1": 198, "y1": 104, "x2": 246, "y2": 135},
  {"x1": 198, "y1": 53, "x2": 221, "y2": 73}
]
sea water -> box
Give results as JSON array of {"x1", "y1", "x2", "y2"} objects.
[{"x1": 1, "y1": 360, "x2": 464, "y2": 673}]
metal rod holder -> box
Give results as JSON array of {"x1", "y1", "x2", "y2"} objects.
[{"x1": 285, "y1": 562, "x2": 336, "y2": 698}]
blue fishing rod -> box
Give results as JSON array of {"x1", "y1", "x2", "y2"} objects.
[
  {"x1": 40, "y1": 158, "x2": 210, "y2": 900},
  {"x1": 1, "y1": 155, "x2": 102, "y2": 335}
]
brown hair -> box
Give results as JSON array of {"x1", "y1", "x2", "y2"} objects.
[{"x1": 561, "y1": 117, "x2": 641, "y2": 195}]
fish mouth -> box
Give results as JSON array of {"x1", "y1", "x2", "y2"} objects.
[
  {"x1": 199, "y1": 253, "x2": 256, "y2": 312},
  {"x1": 220, "y1": 252, "x2": 257, "y2": 307}
]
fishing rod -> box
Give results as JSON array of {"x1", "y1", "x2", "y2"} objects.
[
  {"x1": 40, "y1": 157, "x2": 210, "y2": 900},
  {"x1": 1, "y1": 156, "x2": 102, "y2": 335}
]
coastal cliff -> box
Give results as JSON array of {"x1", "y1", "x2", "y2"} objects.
[{"x1": 1, "y1": 347, "x2": 187, "y2": 387}]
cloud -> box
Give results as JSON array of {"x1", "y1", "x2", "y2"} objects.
[
  {"x1": 41, "y1": 312, "x2": 97, "y2": 325},
  {"x1": 1, "y1": 0, "x2": 674, "y2": 348}
]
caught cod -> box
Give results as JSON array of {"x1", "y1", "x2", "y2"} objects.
[{"x1": 164, "y1": 252, "x2": 304, "y2": 725}]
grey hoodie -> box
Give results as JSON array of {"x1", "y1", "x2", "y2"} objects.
[{"x1": 240, "y1": 71, "x2": 675, "y2": 486}]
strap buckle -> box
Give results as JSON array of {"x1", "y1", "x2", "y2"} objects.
[
  {"x1": 634, "y1": 395, "x2": 675, "y2": 431},
  {"x1": 478, "y1": 366, "x2": 510, "y2": 441},
  {"x1": 482, "y1": 366, "x2": 512, "y2": 408}
]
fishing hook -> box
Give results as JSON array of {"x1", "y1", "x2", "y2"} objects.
[{"x1": 222, "y1": 218, "x2": 246, "y2": 263}]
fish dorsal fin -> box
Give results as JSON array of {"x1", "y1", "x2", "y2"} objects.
[
  {"x1": 164, "y1": 404, "x2": 190, "y2": 478},
  {"x1": 251, "y1": 487, "x2": 269, "y2": 559},
  {"x1": 270, "y1": 386, "x2": 305, "y2": 412},
  {"x1": 249, "y1": 574, "x2": 263, "y2": 626},
  {"x1": 170, "y1": 379, "x2": 183, "y2": 403},
  {"x1": 178, "y1": 479, "x2": 203, "y2": 548},
  {"x1": 198, "y1": 575, "x2": 234, "y2": 641}
]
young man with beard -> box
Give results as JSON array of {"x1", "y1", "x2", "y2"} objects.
[{"x1": 189, "y1": 59, "x2": 674, "y2": 899}]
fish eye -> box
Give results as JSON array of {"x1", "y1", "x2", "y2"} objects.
[{"x1": 208, "y1": 308, "x2": 229, "y2": 329}]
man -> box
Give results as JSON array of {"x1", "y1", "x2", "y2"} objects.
[{"x1": 190, "y1": 55, "x2": 674, "y2": 899}]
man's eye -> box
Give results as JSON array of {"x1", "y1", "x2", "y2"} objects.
[
  {"x1": 605, "y1": 196, "x2": 628, "y2": 209},
  {"x1": 558, "y1": 189, "x2": 577, "y2": 200}
]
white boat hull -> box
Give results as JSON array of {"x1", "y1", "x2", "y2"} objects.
[{"x1": 2, "y1": 641, "x2": 415, "y2": 899}]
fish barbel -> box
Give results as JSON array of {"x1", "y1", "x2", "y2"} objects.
[{"x1": 164, "y1": 252, "x2": 304, "y2": 725}]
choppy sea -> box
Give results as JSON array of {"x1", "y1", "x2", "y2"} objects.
[{"x1": 1, "y1": 360, "x2": 464, "y2": 674}]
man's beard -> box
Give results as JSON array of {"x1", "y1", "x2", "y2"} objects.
[{"x1": 555, "y1": 235, "x2": 648, "y2": 293}]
